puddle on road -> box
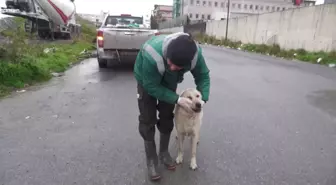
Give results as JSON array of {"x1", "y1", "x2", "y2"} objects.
[
  {"x1": 65, "y1": 59, "x2": 134, "y2": 84},
  {"x1": 0, "y1": 58, "x2": 135, "y2": 100},
  {"x1": 307, "y1": 89, "x2": 336, "y2": 118}
]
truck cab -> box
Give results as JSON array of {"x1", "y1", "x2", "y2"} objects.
[{"x1": 96, "y1": 13, "x2": 159, "y2": 68}]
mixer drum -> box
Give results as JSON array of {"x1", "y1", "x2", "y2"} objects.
[{"x1": 35, "y1": 0, "x2": 76, "y2": 25}]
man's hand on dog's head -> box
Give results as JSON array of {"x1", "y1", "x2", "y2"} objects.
[{"x1": 177, "y1": 97, "x2": 194, "y2": 114}]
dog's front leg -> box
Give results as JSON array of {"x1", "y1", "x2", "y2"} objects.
[
  {"x1": 190, "y1": 134, "x2": 199, "y2": 170},
  {"x1": 176, "y1": 133, "x2": 185, "y2": 164}
]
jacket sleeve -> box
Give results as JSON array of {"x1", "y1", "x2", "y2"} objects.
[
  {"x1": 190, "y1": 48, "x2": 210, "y2": 102},
  {"x1": 141, "y1": 53, "x2": 180, "y2": 104}
]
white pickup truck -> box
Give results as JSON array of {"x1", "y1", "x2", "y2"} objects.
[{"x1": 96, "y1": 14, "x2": 159, "y2": 68}]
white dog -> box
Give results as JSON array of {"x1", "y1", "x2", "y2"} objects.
[{"x1": 174, "y1": 88, "x2": 205, "y2": 170}]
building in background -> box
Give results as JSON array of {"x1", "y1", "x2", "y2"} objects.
[
  {"x1": 173, "y1": 0, "x2": 182, "y2": 18},
  {"x1": 292, "y1": 0, "x2": 317, "y2": 6},
  {"x1": 143, "y1": 14, "x2": 151, "y2": 28},
  {"x1": 324, "y1": 0, "x2": 336, "y2": 3},
  {"x1": 78, "y1": 10, "x2": 109, "y2": 24},
  {"x1": 152, "y1": 4, "x2": 173, "y2": 22},
  {"x1": 99, "y1": 10, "x2": 110, "y2": 22},
  {"x1": 173, "y1": 0, "x2": 317, "y2": 21},
  {"x1": 77, "y1": 13, "x2": 100, "y2": 23}
]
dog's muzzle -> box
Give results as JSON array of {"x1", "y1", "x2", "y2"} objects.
[{"x1": 192, "y1": 102, "x2": 202, "y2": 113}]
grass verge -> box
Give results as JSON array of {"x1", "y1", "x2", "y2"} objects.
[
  {"x1": 0, "y1": 16, "x2": 96, "y2": 97},
  {"x1": 194, "y1": 34, "x2": 336, "y2": 67}
]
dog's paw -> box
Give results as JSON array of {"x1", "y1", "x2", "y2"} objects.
[
  {"x1": 176, "y1": 155, "x2": 183, "y2": 164},
  {"x1": 190, "y1": 158, "x2": 198, "y2": 170}
]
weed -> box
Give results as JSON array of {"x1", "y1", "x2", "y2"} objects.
[
  {"x1": 0, "y1": 17, "x2": 96, "y2": 97},
  {"x1": 194, "y1": 34, "x2": 336, "y2": 66}
]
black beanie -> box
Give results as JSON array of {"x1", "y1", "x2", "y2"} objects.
[{"x1": 166, "y1": 34, "x2": 197, "y2": 68}]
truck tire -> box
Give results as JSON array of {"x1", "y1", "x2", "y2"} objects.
[
  {"x1": 38, "y1": 30, "x2": 47, "y2": 39},
  {"x1": 98, "y1": 58, "x2": 107, "y2": 68}
]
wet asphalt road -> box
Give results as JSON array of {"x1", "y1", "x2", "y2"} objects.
[{"x1": 1, "y1": 45, "x2": 336, "y2": 185}]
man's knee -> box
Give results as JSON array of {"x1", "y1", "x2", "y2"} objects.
[
  {"x1": 138, "y1": 114, "x2": 157, "y2": 141},
  {"x1": 139, "y1": 123, "x2": 156, "y2": 141},
  {"x1": 157, "y1": 118, "x2": 174, "y2": 134},
  {"x1": 157, "y1": 101, "x2": 175, "y2": 134}
]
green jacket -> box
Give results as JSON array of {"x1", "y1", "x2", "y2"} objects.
[{"x1": 133, "y1": 32, "x2": 210, "y2": 104}]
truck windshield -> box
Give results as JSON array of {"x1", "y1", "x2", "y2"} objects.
[{"x1": 104, "y1": 16, "x2": 144, "y2": 28}]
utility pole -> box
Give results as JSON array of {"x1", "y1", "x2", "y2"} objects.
[
  {"x1": 225, "y1": 0, "x2": 230, "y2": 40},
  {"x1": 181, "y1": 0, "x2": 184, "y2": 16}
]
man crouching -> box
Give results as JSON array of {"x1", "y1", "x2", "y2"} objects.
[{"x1": 133, "y1": 32, "x2": 210, "y2": 181}]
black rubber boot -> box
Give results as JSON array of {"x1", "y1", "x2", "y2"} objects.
[
  {"x1": 144, "y1": 141, "x2": 161, "y2": 181},
  {"x1": 159, "y1": 133, "x2": 176, "y2": 170}
]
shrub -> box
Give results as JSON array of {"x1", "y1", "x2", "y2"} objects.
[
  {"x1": 0, "y1": 16, "x2": 96, "y2": 97},
  {"x1": 194, "y1": 34, "x2": 336, "y2": 66}
]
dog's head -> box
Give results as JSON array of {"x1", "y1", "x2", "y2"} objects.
[{"x1": 179, "y1": 88, "x2": 204, "y2": 113}]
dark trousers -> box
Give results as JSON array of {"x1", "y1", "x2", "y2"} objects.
[{"x1": 137, "y1": 83, "x2": 176, "y2": 141}]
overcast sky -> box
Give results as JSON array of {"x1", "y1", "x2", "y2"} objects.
[
  {"x1": 0, "y1": 0, "x2": 172, "y2": 17},
  {"x1": 0, "y1": 0, "x2": 325, "y2": 18},
  {"x1": 74, "y1": 0, "x2": 172, "y2": 15}
]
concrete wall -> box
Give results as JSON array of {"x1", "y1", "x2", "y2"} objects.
[
  {"x1": 206, "y1": 4, "x2": 336, "y2": 52},
  {"x1": 159, "y1": 26, "x2": 184, "y2": 33}
]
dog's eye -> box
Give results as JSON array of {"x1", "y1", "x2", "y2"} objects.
[
  {"x1": 188, "y1": 96, "x2": 192, "y2": 100},
  {"x1": 196, "y1": 94, "x2": 200, "y2": 98}
]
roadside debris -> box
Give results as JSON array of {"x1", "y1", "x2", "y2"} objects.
[
  {"x1": 51, "y1": 72, "x2": 64, "y2": 77},
  {"x1": 79, "y1": 49, "x2": 97, "y2": 58},
  {"x1": 317, "y1": 58, "x2": 322, "y2": 63},
  {"x1": 329, "y1": 64, "x2": 335, "y2": 68},
  {"x1": 16, "y1": 89, "x2": 26, "y2": 93},
  {"x1": 43, "y1": 47, "x2": 95, "y2": 58},
  {"x1": 25, "y1": 116, "x2": 30, "y2": 119},
  {"x1": 91, "y1": 51, "x2": 97, "y2": 57},
  {"x1": 43, "y1": 47, "x2": 57, "y2": 53},
  {"x1": 80, "y1": 49, "x2": 88, "y2": 55}
]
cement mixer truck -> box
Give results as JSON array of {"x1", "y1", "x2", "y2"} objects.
[{"x1": 0, "y1": 0, "x2": 81, "y2": 40}]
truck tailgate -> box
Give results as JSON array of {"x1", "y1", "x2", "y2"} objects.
[{"x1": 103, "y1": 28, "x2": 155, "y2": 50}]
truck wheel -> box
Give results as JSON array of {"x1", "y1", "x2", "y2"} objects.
[
  {"x1": 38, "y1": 30, "x2": 47, "y2": 39},
  {"x1": 98, "y1": 59, "x2": 107, "y2": 68}
]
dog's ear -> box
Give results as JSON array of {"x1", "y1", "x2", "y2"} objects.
[{"x1": 178, "y1": 89, "x2": 186, "y2": 97}]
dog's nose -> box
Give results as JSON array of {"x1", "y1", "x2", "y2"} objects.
[{"x1": 195, "y1": 102, "x2": 202, "y2": 108}]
